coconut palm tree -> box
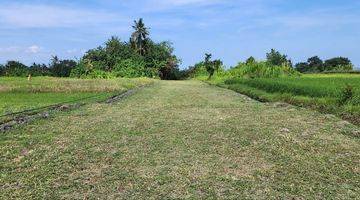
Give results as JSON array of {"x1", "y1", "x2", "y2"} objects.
[{"x1": 130, "y1": 18, "x2": 149, "y2": 56}]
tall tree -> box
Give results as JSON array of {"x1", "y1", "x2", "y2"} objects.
[
  {"x1": 204, "y1": 53, "x2": 213, "y2": 79},
  {"x1": 307, "y1": 56, "x2": 323, "y2": 72},
  {"x1": 266, "y1": 49, "x2": 290, "y2": 66},
  {"x1": 204, "y1": 53, "x2": 222, "y2": 79},
  {"x1": 324, "y1": 57, "x2": 353, "y2": 71},
  {"x1": 130, "y1": 18, "x2": 149, "y2": 56},
  {"x1": 3, "y1": 61, "x2": 28, "y2": 77},
  {"x1": 49, "y1": 56, "x2": 77, "y2": 77},
  {"x1": 246, "y1": 56, "x2": 256, "y2": 65},
  {"x1": 295, "y1": 62, "x2": 310, "y2": 73},
  {"x1": 29, "y1": 63, "x2": 50, "y2": 76}
]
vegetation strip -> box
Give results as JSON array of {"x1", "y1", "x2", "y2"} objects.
[{"x1": 0, "y1": 94, "x2": 104, "y2": 118}]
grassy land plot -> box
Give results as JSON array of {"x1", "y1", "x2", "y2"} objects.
[
  {"x1": 0, "y1": 77, "x2": 153, "y2": 116},
  {"x1": 0, "y1": 81, "x2": 359, "y2": 199}
]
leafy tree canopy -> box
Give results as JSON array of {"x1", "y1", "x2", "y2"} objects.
[
  {"x1": 29, "y1": 63, "x2": 51, "y2": 76},
  {"x1": 3, "y1": 61, "x2": 29, "y2": 77},
  {"x1": 295, "y1": 62, "x2": 310, "y2": 73},
  {"x1": 49, "y1": 56, "x2": 77, "y2": 77},
  {"x1": 204, "y1": 53, "x2": 223, "y2": 79},
  {"x1": 295, "y1": 56, "x2": 353, "y2": 73},
  {"x1": 246, "y1": 56, "x2": 256, "y2": 65},
  {"x1": 324, "y1": 57, "x2": 353, "y2": 71},
  {"x1": 72, "y1": 18, "x2": 180, "y2": 79},
  {"x1": 266, "y1": 49, "x2": 291, "y2": 66}
]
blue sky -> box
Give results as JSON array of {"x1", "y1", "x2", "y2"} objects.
[{"x1": 0, "y1": 0, "x2": 359, "y2": 69}]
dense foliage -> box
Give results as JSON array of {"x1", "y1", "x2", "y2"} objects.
[
  {"x1": 0, "y1": 18, "x2": 182, "y2": 80},
  {"x1": 1, "y1": 61, "x2": 29, "y2": 77},
  {"x1": 187, "y1": 49, "x2": 356, "y2": 80},
  {"x1": 295, "y1": 56, "x2": 353, "y2": 73},
  {"x1": 49, "y1": 56, "x2": 77, "y2": 77},
  {"x1": 71, "y1": 19, "x2": 181, "y2": 79},
  {"x1": 0, "y1": 58, "x2": 76, "y2": 77},
  {"x1": 229, "y1": 61, "x2": 299, "y2": 79},
  {"x1": 266, "y1": 49, "x2": 292, "y2": 67},
  {"x1": 188, "y1": 50, "x2": 298, "y2": 80},
  {"x1": 203, "y1": 53, "x2": 223, "y2": 79},
  {"x1": 28, "y1": 63, "x2": 51, "y2": 76}
]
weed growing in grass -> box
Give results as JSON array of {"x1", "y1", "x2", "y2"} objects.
[{"x1": 339, "y1": 84, "x2": 354, "y2": 104}]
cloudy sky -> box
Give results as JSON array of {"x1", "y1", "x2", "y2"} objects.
[{"x1": 0, "y1": 0, "x2": 359, "y2": 68}]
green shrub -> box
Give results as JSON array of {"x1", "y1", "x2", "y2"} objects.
[
  {"x1": 339, "y1": 84, "x2": 354, "y2": 104},
  {"x1": 86, "y1": 70, "x2": 115, "y2": 79},
  {"x1": 229, "y1": 62, "x2": 299, "y2": 79},
  {"x1": 113, "y1": 59, "x2": 147, "y2": 78}
]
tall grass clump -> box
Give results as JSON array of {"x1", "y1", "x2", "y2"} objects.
[{"x1": 339, "y1": 84, "x2": 354, "y2": 104}]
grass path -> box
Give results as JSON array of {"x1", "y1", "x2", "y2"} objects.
[{"x1": 1, "y1": 81, "x2": 359, "y2": 199}]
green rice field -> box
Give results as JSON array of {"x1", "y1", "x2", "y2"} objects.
[
  {"x1": 217, "y1": 74, "x2": 360, "y2": 125},
  {"x1": 0, "y1": 77, "x2": 153, "y2": 117}
]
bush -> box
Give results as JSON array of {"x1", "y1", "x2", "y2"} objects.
[
  {"x1": 229, "y1": 61, "x2": 299, "y2": 79},
  {"x1": 295, "y1": 62, "x2": 310, "y2": 73},
  {"x1": 339, "y1": 84, "x2": 354, "y2": 104},
  {"x1": 266, "y1": 49, "x2": 291, "y2": 66},
  {"x1": 159, "y1": 59, "x2": 182, "y2": 80},
  {"x1": 113, "y1": 59, "x2": 147, "y2": 78},
  {"x1": 187, "y1": 62, "x2": 208, "y2": 78},
  {"x1": 86, "y1": 70, "x2": 115, "y2": 79}
]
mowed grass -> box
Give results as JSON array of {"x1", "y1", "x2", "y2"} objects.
[
  {"x1": 219, "y1": 74, "x2": 360, "y2": 125},
  {"x1": 1, "y1": 81, "x2": 359, "y2": 199},
  {"x1": 0, "y1": 77, "x2": 153, "y2": 116}
]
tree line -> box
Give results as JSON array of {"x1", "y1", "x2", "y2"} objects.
[
  {"x1": 0, "y1": 57, "x2": 76, "y2": 77},
  {"x1": 186, "y1": 49, "x2": 355, "y2": 79},
  {"x1": 295, "y1": 56, "x2": 353, "y2": 73},
  {"x1": 0, "y1": 18, "x2": 356, "y2": 79},
  {"x1": 0, "y1": 18, "x2": 183, "y2": 80}
]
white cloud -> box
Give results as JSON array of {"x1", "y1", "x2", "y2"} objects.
[
  {"x1": 0, "y1": 4, "x2": 125, "y2": 28},
  {"x1": 27, "y1": 45, "x2": 41, "y2": 53},
  {"x1": 0, "y1": 45, "x2": 41, "y2": 54}
]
